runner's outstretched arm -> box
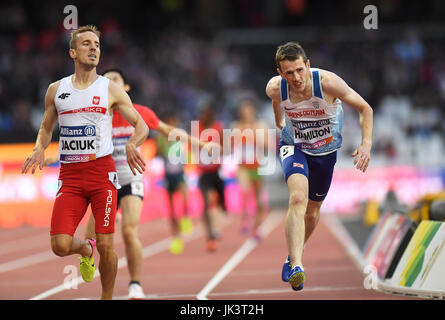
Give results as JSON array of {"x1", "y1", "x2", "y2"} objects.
[
  {"x1": 322, "y1": 70, "x2": 373, "y2": 172},
  {"x1": 109, "y1": 80, "x2": 149, "y2": 175},
  {"x1": 157, "y1": 121, "x2": 220, "y2": 156}
]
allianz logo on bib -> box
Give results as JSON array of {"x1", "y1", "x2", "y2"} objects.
[
  {"x1": 60, "y1": 125, "x2": 96, "y2": 137},
  {"x1": 292, "y1": 119, "x2": 331, "y2": 130}
]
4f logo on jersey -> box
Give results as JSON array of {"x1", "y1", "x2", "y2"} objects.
[
  {"x1": 92, "y1": 96, "x2": 100, "y2": 105},
  {"x1": 312, "y1": 101, "x2": 320, "y2": 109},
  {"x1": 58, "y1": 93, "x2": 71, "y2": 99}
]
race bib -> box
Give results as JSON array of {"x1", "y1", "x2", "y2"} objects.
[
  {"x1": 292, "y1": 119, "x2": 334, "y2": 150},
  {"x1": 112, "y1": 140, "x2": 127, "y2": 162},
  {"x1": 279, "y1": 145, "x2": 294, "y2": 161},
  {"x1": 131, "y1": 181, "x2": 144, "y2": 197},
  {"x1": 59, "y1": 125, "x2": 97, "y2": 162}
]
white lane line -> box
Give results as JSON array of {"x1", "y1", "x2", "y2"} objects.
[
  {"x1": 29, "y1": 223, "x2": 209, "y2": 300},
  {"x1": 322, "y1": 214, "x2": 366, "y2": 270},
  {"x1": 209, "y1": 285, "x2": 364, "y2": 297},
  {"x1": 0, "y1": 228, "x2": 126, "y2": 273},
  {"x1": 0, "y1": 250, "x2": 56, "y2": 274},
  {"x1": 82, "y1": 285, "x2": 361, "y2": 300},
  {"x1": 0, "y1": 234, "x2": 49, "y2": 256},
  {"x1": 30, "y1": 237, "x2": 174, "y2": 300},
  {"x1": 196, "y1": 212, "x2": 283, "y2": 300},
  {"x1": 0, "y1": 219, "x2": 185, "y2": 273}
]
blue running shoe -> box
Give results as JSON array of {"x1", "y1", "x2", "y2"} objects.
[
  {"x1": 289, "y1": 265, "x2": 305, "y2": 290},
  {"x1": 292, "y1": 281, "x2": 304, "y2": 291},
  {"x1": 281, "y1": 256, "x2": 292, "y2": 282},
  {"x1": 281, "y1": 256, "x2": 305, "y2": 291}
]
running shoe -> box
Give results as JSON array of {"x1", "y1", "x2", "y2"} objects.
[
  {"x1": 128, "y1": 282, "x2": 145, "y2": 299},
  {"x1": 79, "y1": 238, "x2": 96, "y2": 283},
  {"x1": 281, "y1": 256, "x2": 292, "y2": 281},
  {"x1": 281, "y1": 256, "x2": 305, "y2": 291},
  {"x1": 206, "y1": 239, "x2": 218, "y2": 252},
  {"x1": 289, "y1": 267, "x2": 305, "y2": 291},
  {"x1": 179, "y1": 217, "x2": 194, "y2": 235},
  {"x1": 169, "y1": 237, "x2": 184, "y2": 254}
]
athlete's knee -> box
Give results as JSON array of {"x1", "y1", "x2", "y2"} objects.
[
  {"x1": 122, "y1": 224, "x2": 138, "y2": 243},
  {"x1": 288, "y1": 189, "x2": 308, "y2": 208},
  {"x1": 51, "y1": 239, "x2": 71, "y2": 257},
  {"x1": 96, "y1": 238, "x2": 115, "y2": 256}
]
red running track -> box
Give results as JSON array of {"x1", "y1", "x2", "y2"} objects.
[{"x1": 0, "y1": 210, "x2": 419, "y2": 300}]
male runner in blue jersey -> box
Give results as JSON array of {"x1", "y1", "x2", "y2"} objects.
[{"x1": 266, "y1": 42, "x2": 373, "y2": 291}]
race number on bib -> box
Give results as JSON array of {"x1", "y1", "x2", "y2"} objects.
[
  {"x1": 59, "y1": 125, "x2": 97, "y2": 162},
  {"x1": 131, "y1": 181, "x2": 144, "y2": 197},
  {"x1": 280, "y1": 145, "x2": 294, "y2": 161}
]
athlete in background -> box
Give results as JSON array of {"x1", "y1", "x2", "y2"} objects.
[
  {"x1": 157, "y1": 115, "x2": 193, "y2": 255},
  {"x1": 196, "y1": 103, "x2": 226, "y2": 252},
  {"x1": 231, "y1": 99, "x2": 269, "y2": 240}
]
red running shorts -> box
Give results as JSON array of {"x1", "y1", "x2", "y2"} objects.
[{"x1": 50, "y1": 155, "x2": 120, "y2": 236}]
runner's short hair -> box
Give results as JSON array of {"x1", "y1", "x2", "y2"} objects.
[
  {"x1": 70, "y1": 25, "x2": 101, "y2": 49},
  {"x1": 275, "y1": 42, "x2": 308, "y2": 70}
]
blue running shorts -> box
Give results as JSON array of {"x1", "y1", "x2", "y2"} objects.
[{"x1": 278, "y1": 141, "x2": 337, "y2": 202}]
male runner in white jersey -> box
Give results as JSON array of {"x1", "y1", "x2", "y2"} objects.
[
  {"x1": 266, "y1": 42, "x2": 373, "y2": 291},
  {"x1": 21, "y1": 25, "x2": 149, "y2": 300}
]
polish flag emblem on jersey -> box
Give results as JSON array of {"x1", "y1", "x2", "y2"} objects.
[{"x1": 92, "y1": 96, "x2": 100, "y2": 105}]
